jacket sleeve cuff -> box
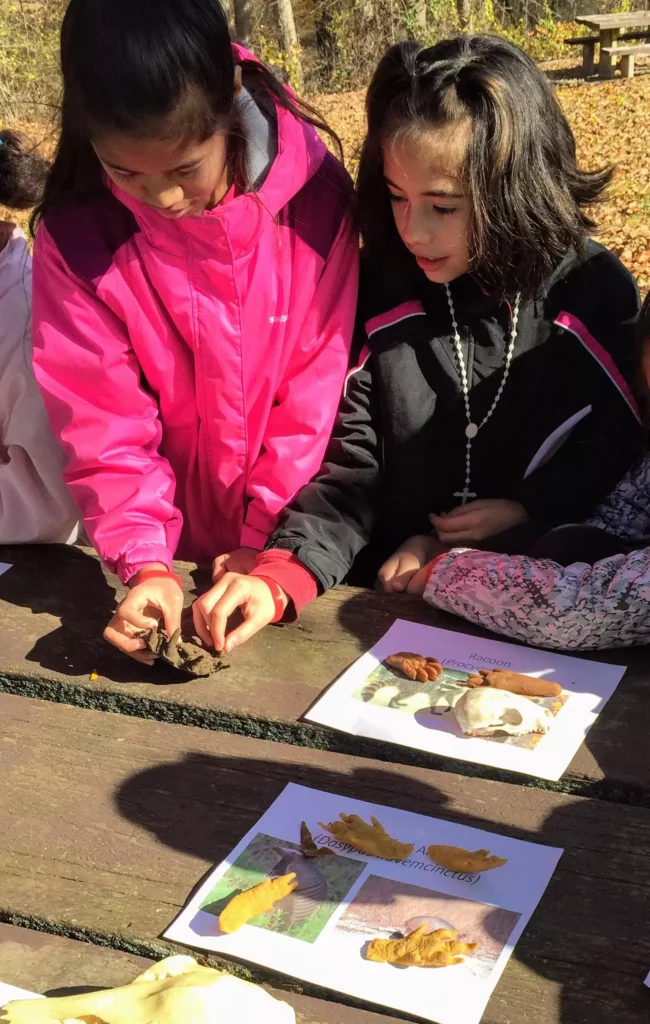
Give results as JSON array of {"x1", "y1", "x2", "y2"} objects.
[
  {"x1": 423, "y1": 548, "x2": 473, "y2": 604},
  {"x1": 240, "y1": 524, "x2": 271, "y2": 551},
  {"x1": 115, "y1": 546, "x2": 174, "y2": 585},
  {"x1": 250, "y1": 549, "x2": 319, "y2": 620}
]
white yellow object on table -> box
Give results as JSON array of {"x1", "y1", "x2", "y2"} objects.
[{"x1": 0, "y1": 956, "x2": 295, "y2": 1024}]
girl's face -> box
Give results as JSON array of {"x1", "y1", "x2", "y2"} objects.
[
  {"x1": 93, "y1": 130, "x2": 231, "y2": 218},
  {"x1": 383, "y1": 126, "x2": 472, "y2": 284}
]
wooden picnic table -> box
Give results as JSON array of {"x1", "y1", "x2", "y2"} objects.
[
  {"x1": 1, "y1": 542, "x2": 650, "y2": 1023},
  {"x1": 576, "y1": 11, "x2": 650, "y2": 76}
]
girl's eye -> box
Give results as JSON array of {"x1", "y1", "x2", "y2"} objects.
[
  {"x1": 434, "y1": 206, "x2": 456, "y2": 216},
  {"x1": 178, "y1": 165, "x2": 200, "y2": 178},
  {"x1": 112, "y1": 169, "x2": 136, "y2": 181},
  {"x1": 388, "y1": 192, "x2": 406, "y2": 204}
]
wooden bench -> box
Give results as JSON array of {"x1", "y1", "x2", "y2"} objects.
[
  {"x1": 2, "y1": 693, "x2": 650, "y2": 1023},
  {"x1": 601, "y1": 42, "x2": 650, "y2": 79},
  {"x1": 0, "y1": 924, "x2": 388, "y2": 1024},
  {"x1": 565, "y1": 30, "x2": 650, "y2": 75},
  {"x1": 0, "y1": 543, "x2": 649, "y2": 800}
]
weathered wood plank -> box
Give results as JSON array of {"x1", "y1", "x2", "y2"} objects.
[
  {"x1": 0, "y1": 544, "x2": 649, "y2": 799},
  {"x1": 577, "y1": 11, "x2": 650, "y2": 29},
  {"x1": 1, "y1": 694, "x2": 650, "y2": 1023},
  {"x1": 0, "y1": 925, "x2": 392, "y2": 1024}
]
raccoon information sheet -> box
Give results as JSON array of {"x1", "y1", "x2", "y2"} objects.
[
  {"x1": 166, "y1": 783, "x2": 562, "y2": 1024},
  {"x1": 305, "y1": 619, "x2": 625, "y2": 781}
]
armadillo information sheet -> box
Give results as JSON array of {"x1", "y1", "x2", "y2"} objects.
[
  {"x1": 166, "y1": 783, "x2": 562, "y2": 1024},
  {"x1": 305, "y1": 619, "x2": 625, "y2": 781}
]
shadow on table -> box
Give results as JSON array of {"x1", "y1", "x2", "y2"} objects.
[
  {"x1": 0, "y1": 544, "x2": 207, "y2": 686},
  {"x1": 114, "y1": 750, "x2": 650, "y2": 1024}
]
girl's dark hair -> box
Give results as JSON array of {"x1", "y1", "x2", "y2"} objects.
[
  {"x1": 357, "y1": 35, "x2": 612, "y2": 298},
  {"x1": 0, "y1": 130, "x2": 49, "y2": 210},
  {"x1": 32, "y1": 0, "x2": 340, "y2": 232}
]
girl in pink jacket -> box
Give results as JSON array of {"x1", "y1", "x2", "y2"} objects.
[{"x1": 32, "y1": 0, "x2": 358, "y2": 662}]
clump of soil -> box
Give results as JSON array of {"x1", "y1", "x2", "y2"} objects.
[{"x1": 139, "y1": 625, "x2": 229, "y2": 677}]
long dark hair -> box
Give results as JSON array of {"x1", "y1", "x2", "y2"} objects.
[
  {"x1": 357, "y1": 35, "x2": 612, "y2": 299},
  {"x1": 32, "y1": 0, "x2": 340, "y2": 233}
]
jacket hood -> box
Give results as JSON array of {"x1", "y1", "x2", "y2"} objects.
[{"x1": 107, "y1": 45, "x2": 327, "y2": 259}]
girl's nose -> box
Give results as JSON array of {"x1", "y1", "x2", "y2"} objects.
[
  {"x1": 402, "y1": 205, "x2": 432, "y2": 249},
  {"x1": 146, "y1": 182, "x2": 184, "y2": 210}
]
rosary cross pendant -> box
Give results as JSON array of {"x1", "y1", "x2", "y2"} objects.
[{"x1": 454, "y1": 486, "x2": 477, "y2": 504}]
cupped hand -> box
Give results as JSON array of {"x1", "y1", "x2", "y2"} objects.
[
  {"x1": 104, "y1": 577, "x2": 183, "y2": 664},
  {"x1": 431, "y1": 499, "x2": 528, "y2": 544},
  {"x1": 212, "y1": 546, "x2": 259, "y2": 582},
  {"x1": 377, "y1": 534, "x2": 448, "y2": 594},
  {"x1": 193, "y1": 573, "x2": 288, "y2": 654}
]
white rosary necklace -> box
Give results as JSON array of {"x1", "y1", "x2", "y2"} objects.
[{"x1": 444, "y1": 283, "x2": 521, "y2": 505}]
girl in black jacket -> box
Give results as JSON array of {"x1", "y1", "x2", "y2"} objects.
[{"x1": 193, "y1": 34, "x2": 641, "y2": 653}]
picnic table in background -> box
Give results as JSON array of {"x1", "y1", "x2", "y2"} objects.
[
  {"x1": 572, "y1": 11, "x2": 650, "y2": 77},
  {"x1": 0, "y1": 542, "x2": 650, "y2": 1023}
]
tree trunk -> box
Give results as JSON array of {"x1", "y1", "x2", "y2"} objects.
[
  {"x1": 232, "y1": 0, "x2": 253, "y2": 48},
  {"x1": 220, "y1": 0, "x2": 235, "y2": 36},
  {"x1": 457, "y1": 0, "x2": 472, "y2": 29},
  {"x1": 276, "y1": 0, "x2": 304, "y2": 91},
  {"x1": 413, "y1": 0, "x2": 427, "y2": 35}
]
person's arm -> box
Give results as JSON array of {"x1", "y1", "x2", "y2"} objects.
[
  {"x1": 192, "y1": 342, "x2": 382, "y2": 653},
  {"x1": 32, "y1": 222, "x2": 182, "y2": 583},
  {"x1": 240, "y1": 213, "x2": 359, "y2": 550},
  {"x1": 583, "y1": 456, "x2": 650, "y2": 543},
  {"x1": 0, "y1": 243, "x2": 79, "y2": 544},
  {"x1": 422, "y1": 546, "x2": 650, "y2": 650},
  {"x1": 257, "y1": 346, "x2": 381, "y2": 594}
]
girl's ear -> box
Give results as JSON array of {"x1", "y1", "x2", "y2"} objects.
[{"x1": 234, "y1": 65, "x2": 243, "y2": 95}]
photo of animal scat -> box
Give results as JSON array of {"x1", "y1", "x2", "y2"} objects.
[
  {"x1": 351, "y1": 659, "x2": 568, "y2": 750},
  {"x1": 195, "y1": 832, "x2": 367, "y2": 943}
]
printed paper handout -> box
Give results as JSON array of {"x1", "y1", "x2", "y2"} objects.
[
  {"x1": 305, "y1": 620, "x2": 626, "y2": 781},
  {"x1": 166, "y1": 783, "x2": 563, "y2": 1024},
  {"x1": 0, "y1": 984, "x2": 42, "y2": 1007}
]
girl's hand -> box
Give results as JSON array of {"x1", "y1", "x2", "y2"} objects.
[
  {"x1": 212, "y1": 546, "x2": 259, "y2": 582},
  {"x1": 193, "y1": 573, "x2": 288, "y2": 654},
  {"x1": 377, "y1": 534, "x2": 448, "y2": 594},
  {"x1": 430, "y1": 499, "x2": 528, "y2": 544},
  {"x1": 104, "y1": 576, "x2": 183, "y2": 664}
]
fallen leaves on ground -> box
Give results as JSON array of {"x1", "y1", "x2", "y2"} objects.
[{"x1": 314, "y1": 68, "x2": 650, "y2": 293}]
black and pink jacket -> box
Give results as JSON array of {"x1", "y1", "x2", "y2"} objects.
[{"x1": 258, "y1": 240, "x2": 642, "y2": 606}]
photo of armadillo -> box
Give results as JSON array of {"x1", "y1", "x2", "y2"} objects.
[
  {"x1": 455, "y1": 688, "x2": 553, "y2": 738},
  {"x1": 270, "y1": 845, "x2": 329, "y2": 926}
]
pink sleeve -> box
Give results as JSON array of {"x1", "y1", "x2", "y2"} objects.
[
  {"x1": 32, "y1": 224, "x2": 182, "y2": 583},
  {"x1": 240, "y1": 213, "x2": 359, "y2": 550}
]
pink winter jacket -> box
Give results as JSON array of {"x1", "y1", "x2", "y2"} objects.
[{"x1": 32, "y1": 71, "x2": 358, "y2": 583}]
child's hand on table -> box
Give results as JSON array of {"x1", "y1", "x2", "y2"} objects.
[
  {"x1": 212, "y1": 546, "x2": 259, "y2": 582},
  {"x1": 378, "y1": 534, "x2": 449, "y2": 594},
  {"x1": 104, "y1": 564, "x2": 183, "y2": 665},
  {"x1": 431, "y1": 499, "x2": 528, "y2": 544},
  {"x1": 193, "y1": 573, "x2": 289, "y2": 654}
]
